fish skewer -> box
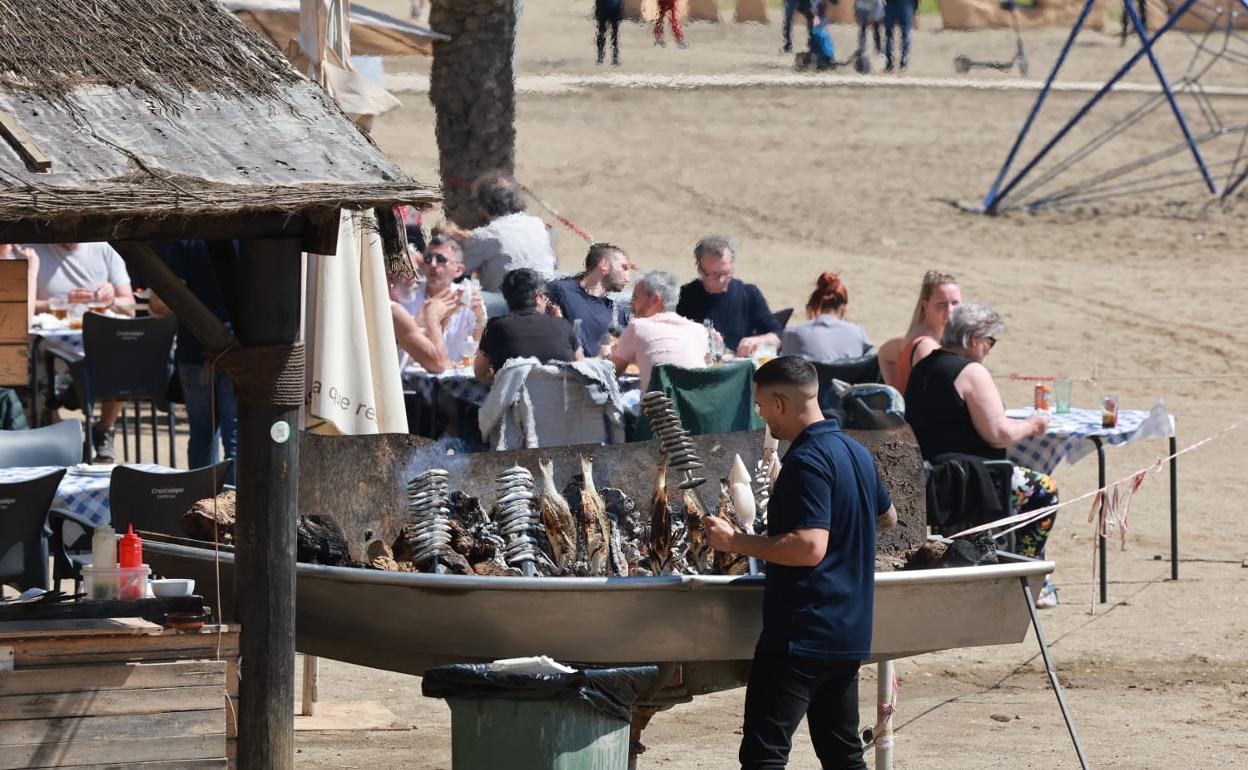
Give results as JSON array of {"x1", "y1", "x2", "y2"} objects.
[
  {"x1": 406, "y1": 469, "x2": 452, "y2": 573},
  {"x1": 492, "y1": 466, "x2": 539, "y2": 577},
  {"x1": 537, "y1": 458, "x2": 577, "y2": 571},
  {"x1": 579, "y1": 456, "x2": 611, "y2": 575},
  {"x1": 649, "y1": 454, "x2": 675, "y2": 575},
  {"x1": 640, "y1": 391, "x2": 707, "y2": 490}
]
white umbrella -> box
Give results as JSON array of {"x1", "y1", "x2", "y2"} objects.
[
  {"x1": 227, "y1": 0, "x2": 447, "y2": 57},
  {"x1": 304, "y1": 209, "x2": 409, "y2": 436}
]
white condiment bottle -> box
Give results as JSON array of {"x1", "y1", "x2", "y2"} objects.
[{"x1": 90, "y1": 524, "x2": 117, "y2": 599}]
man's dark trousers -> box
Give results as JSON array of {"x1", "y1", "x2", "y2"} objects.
[{"x1": 739, "y1": 652, "x2": 867, "y2": 769}]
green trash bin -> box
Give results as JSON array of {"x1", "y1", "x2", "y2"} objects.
[
  {"x1": 445, "y1": 696, "x2": 629, "y2": 770},
  {"x1": 423, "y1": 662, "x2": 659, "y2": 770}
]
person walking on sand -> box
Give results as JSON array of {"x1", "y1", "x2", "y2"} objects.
[
  {"x1": 595, "y1": 0, "x2": 623, "y2": 65},
  {"x1": 654, "y1": 0, "x2": 687, "y2": 49},
  {"x1": 883, "y1": 0, "x2": 914, "y2": 72},
  {"x1": 705, "y1": 356, "x2": 896, "y2": 769}
]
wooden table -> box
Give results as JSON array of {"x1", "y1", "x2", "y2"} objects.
[{"x1": 0, "y1": 619, "x2": 239, "y2": 769}]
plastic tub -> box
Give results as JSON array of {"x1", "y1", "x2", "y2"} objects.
[{"x1": 82, "y1": 564, "x2": 150, "y2": 600}]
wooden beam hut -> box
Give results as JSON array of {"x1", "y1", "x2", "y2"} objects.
[{"x1": 0, "y1": 1, "x2": 438, "y2": 767}]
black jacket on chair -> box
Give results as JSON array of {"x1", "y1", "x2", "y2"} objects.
[{"x1": 925, "y1": 453, "x2": 1008, "y2": 531}]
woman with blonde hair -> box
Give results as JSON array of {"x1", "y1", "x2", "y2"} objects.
[
  {"x1": 878, "y1": 270, "x2": 961, "y2": 392},
  {"x1": 781, "y1": 271, "x2": 873, "y2": 361}
]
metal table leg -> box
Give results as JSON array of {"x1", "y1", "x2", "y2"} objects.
[
  {"x1": 1169, "y1": 433, "x2": 1178, "y2": 581},
  {"x1": 1021, "y1": 576, "x2": 1089, "y2": 770},
  {"x1": 1092, "y1": 436, "x2": 1107, "y2": 603}
]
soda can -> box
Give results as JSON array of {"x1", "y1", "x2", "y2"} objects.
[{"x1": 1034, "y1": 383, "x2": 1052, "y2": 411}]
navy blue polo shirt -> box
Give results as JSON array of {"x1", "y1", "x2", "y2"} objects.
[
  {"x1": 676, "y1": 278, "x2": 782, "y2": 351},
  {"x1": 758, "y1": 418, "x2": 891, "y2": 660},
  {"x1": 545, "y1": 276, "x2": 625, "y2": 354}
]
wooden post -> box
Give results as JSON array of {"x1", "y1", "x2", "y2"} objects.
[
  {"x1": 230, "y1": 238, "x2": 302, "y2": 770},
  {"x1": 300, "y1": 655, "x2": 319, "y2": 717}
]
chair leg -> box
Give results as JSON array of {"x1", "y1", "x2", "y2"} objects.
[
  {"x1": 150, "y1": 401, "x2": 159, "y2": 466},
  {"x1": 83, "y1": 400, "x2": 94, "y2": 464},
  {"x1": 120, "y1": 406, "x2": 130, "y2": 463},
  {"x1": 133, "y1": 400, "x2": 142, "y2": 464},
  {"x1": 167, "y1": 408, "x2": 176, "y2": 468}
]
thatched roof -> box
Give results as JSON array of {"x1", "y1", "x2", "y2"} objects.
[{"x1": 0, "y1": 0, "x2": 438, "y2": 242}]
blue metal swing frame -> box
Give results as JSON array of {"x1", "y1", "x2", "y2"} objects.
[{"x1": 979, "y1": 0, "x2": 1248, "y2": 214}]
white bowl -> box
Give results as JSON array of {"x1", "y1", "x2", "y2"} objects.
[{"x1": 150, "y1": 578, "x2": 195, "y2": 597}]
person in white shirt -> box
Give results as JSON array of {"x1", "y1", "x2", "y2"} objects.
[
  {"x1": 28, "y1": 243, "x2": 137, "y2": 462},
  {"x1": 460, "y1": 171, "x2": 558, "y2": 292},
  {"x1": 612, "y1": 270, "x2": 709, "y2": 389},
  {"x1": 391, "y1": 235, "x2": 487, "y2": 374}
]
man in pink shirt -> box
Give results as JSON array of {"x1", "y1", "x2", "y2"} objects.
[{"x1": 612, "y1": 271, "x2": 709, "y2": 389}]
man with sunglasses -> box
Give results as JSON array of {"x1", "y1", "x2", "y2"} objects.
[
  {"x1": 390, "y1": 235, "x2": 486, "y2": 373},
  {"x1": 676, "y1": 235, "x2": 783, "y2": 359}
]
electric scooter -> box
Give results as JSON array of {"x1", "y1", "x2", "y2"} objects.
[{"x1": 952, "y1": 0, "x2": 1029, "y2": 77}]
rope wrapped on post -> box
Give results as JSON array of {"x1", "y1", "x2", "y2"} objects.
[{"x1": 213, "y1": 341, "x2": 306, "y2": 407}]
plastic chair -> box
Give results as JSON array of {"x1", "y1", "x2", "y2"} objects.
[
  {"x1": 80, "y1": 313, "x2": 178, "y2": 465},
  {"x1": 772, "y1": 307, "x2": 794, "y2": 329},
  {"x1": 50, "y1": 461, "x2": 232, "y2": 590},
  {"x1": 480, "y1": 360, "x2": 623, "y2": 449},
  {"x1": 0, "y1": 468, "x2": 66, "y2": 591},
  {"x1": 923, "y1": 457, "x2": 1015, "y2": 538},
  {"x1": 811, "y1": 353, "x2": 883, "y2": 417},
  {"x1": 632, "y1": 362, "x2": 764, "y2": 441},
  {"x1": 0, "y1": 420, "x2": 83, "y2": 468}
]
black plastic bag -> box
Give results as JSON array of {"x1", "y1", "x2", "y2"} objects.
[{"x1": 422, "y1": 663, "x2": 660, "y2": 723}]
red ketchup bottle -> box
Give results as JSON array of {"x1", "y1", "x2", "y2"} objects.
[{"x1": 118, "y1": 525, "x2": 145, "y2": 599}]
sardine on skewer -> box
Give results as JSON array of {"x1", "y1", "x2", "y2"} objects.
[
  {"x1": 537, "y1": 458, "x2": 577, "y2": 571},
  {"x1": 648, "y1": 454, "x2": 674, "y2": 575},
  {"x1": 579, "y1": 456, "x2": 610, "y2": 575}
]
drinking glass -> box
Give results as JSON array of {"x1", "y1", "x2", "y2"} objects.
[
  {"x1": 67, "y1": 303, "x2": 87, "y2": 330},
  {"x1": 459, "y1": 337, "x2": 478, "y2": 370},
  {"x1": 48, "y1": 296, "x2": 68, "y2": 320},
  {"x1": 1053, "y1": 378, "x2": 1073, "y2": 414},
  {"x1": 1100, "y1": 394, "x2": 1119, "y2": 428}
]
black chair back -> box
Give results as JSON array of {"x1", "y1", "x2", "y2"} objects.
[
  {"x1": 772, "y1": 307, "x2": 794, "y2": 329},
  {"x1": 811, "y1": 353, "x2": 883, "y2": 416},
  {"x1": 82, "y1": 313, "x2": 177, "y2": 403},
  {"x1": 0, "y1": 468, "x2": 66, "y2": 591},
  {"x1": 0, "y1": 420, "x2": 83, "y2": 468},
  {"x1": 109, "y1": 461, "x2": 233, "y2": 538}
]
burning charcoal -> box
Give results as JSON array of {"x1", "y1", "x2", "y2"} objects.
[
  {"x1": 606, "y1": 518, "x2": 629, "y2": 576},
  {"x1": 448, "y1": 491, "x2": 489, "y2": 528},
  {"x1": 296, "y1": 514, "x2": 353, "y2": 566}
]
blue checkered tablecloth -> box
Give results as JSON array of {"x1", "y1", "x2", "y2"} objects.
[
  {"x1": 1006, "y1": 401, "x2": 1175, "y2": 476},
  {"x1": 29, "y1": 328, "x2": 84, "y2": 357},
  {"x1": 0, "y1": 464, "x2": 173, "y2": 527}
]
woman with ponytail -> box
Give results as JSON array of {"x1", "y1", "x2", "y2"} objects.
[
  {"x1": 781, "y1": 272, "x2": 873, "y2": 361},
  {"x1": 878, "y1": 270, "x2": 961, "y2": 392}
]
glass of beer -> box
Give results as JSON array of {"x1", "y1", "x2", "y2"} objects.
[
  {"x1": 86, "y1": 298, "x2": 110, "y2": 315},
  {"x1": 48, "y1": 297, "x2": 68, "y2": 320},
  {"x1": 460, "y1": 338, "x2": 478, "y2": 370},
  {"x1": 67, "y1": 303, "x2": 87, "y2": 330}
]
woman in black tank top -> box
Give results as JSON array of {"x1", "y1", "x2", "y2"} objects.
[{"x1": 903, "y1": 304, "x2": 1063, "y2": 609}]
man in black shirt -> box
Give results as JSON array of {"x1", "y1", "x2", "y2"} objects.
[
  {"x1": 676, "y1": 235, "x2": 783, "y2": 357},
  {"x1": 474, "y1": 268, "x2": 580, "y2": 383}
]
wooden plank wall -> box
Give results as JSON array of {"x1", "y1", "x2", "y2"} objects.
[
  {"x1": 0, "y1": 258, "x2": 32, "y2": 387},
  {"x1": 0, "y1": 625, "x2": 239, "y2": 769}
]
